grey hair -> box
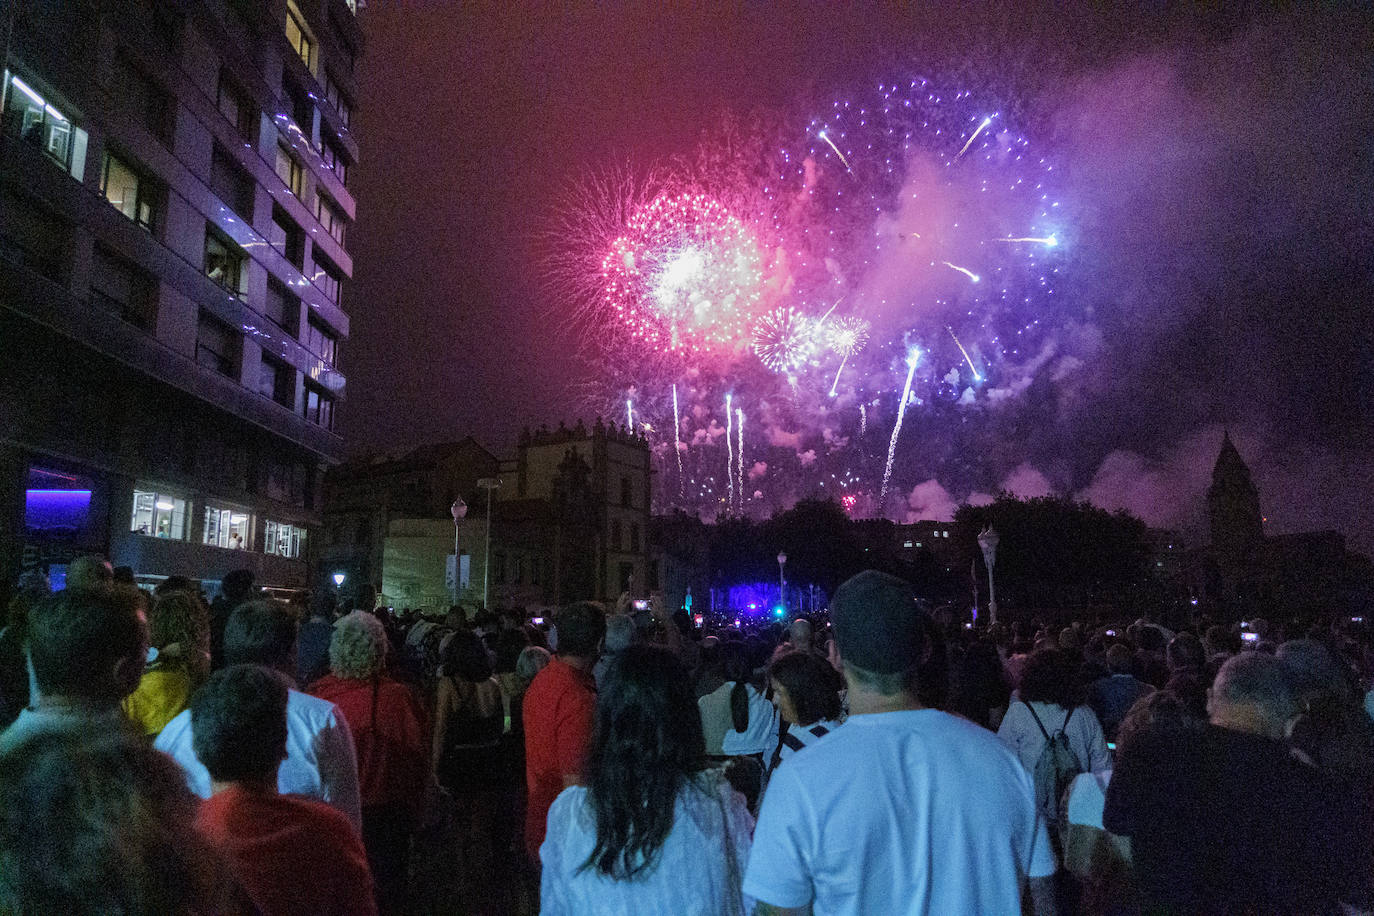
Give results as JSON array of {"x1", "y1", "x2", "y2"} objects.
[
  {"x1": 328, "y1": 611, "x2": 388, "y2": 680},
  {"x1": 604, "y1": 614, "x2": 637, "y2": 653},
  {"x1": 1211, "y1": 652, "x2": 1296, "y2": 722},
  {"x1": 515, "y1": 645, "x2": 551, "y2": 684},
  {"x1": 1276, "y1": 639, "x2": 1348, "y2": 703}
]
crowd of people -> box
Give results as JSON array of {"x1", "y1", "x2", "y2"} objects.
[{"x1": 1, "y1": 554, "x2": 1372, "y2": 915}]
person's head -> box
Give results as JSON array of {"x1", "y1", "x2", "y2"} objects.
[
  {"x1": 441, "y1": 629, "x2": 493, "y2": 682},
  {"x1": 66, "y1": 555, "x2": 113, "y2": 592},
  {"x1": 26, "y1": 586, "x2": 148, "y2": 708},
  {"x1": 1017, "y1": 648, "x2": 1082, "y2": 709},
  {"x1": 583, "y1": 645, "x2": 704, "y2": 879},
  {"x1": 0, "y1": 729, "x2": 237, "y2": 915},
  {"x1": 1208, "y1": 651, "x2": 1296, "y2": 739},
  {"x1": 154, "y1": 576, "x2": 196, "y2": 597},
  {"x1": 191, "y1": 664, "x2": 289, "y2": 785},
  {"x1": 604, "y1": 614, "x2": 637, "y2": 654},
  {"x1": 1277, "y1": 639, "x2": 1350, "y2": 708},
  {"x1": 1164, "y1": 671, "x2": 1208, "y2": 720},
  {"x1": 1204, "y1": 624, "x2": 1236, "y2": 657},
  {"x1": 1058, "y1": 626, "x2": 1081, "y2": 650},
  {"x1": 1167, "y1": 632, "x2": 1206, "y2": 673},
  {"x1": 1116, "y1": 689, "x2": 1200, "y2": 754},
  {"x1": 554, "y1": 601, "x2": 606, "y2": 659},
  {"x1": 1106, "y1": 643, "x2": 1137, "y2": 676},
  {"x1": 769, "y1": 651, "x2": 842, "y2": 726},
  {"x1": 223, "y1": 600, "x2": 297, "y2": 675},
  {"x1": 219, "y1": 569, "x2": 255, "y2": 602},
  {"x1": 515, "y1": 645, "x2": 552, "y2": 687},
  {"x1": 829, "y1": 571, "x2": 932, "y2": 705},
  {"x1": 148, "y1": 591, "x2": 211, "y2": 682},
  {"x1": 328, "y1": 610, "x2": 389, "y2": 680},
  {"x1": 111, "y1": 566, "x2": 135, "y2": 585},
  {"x1": 788, "y1": 617, "x2": 814, "y2": 651}
]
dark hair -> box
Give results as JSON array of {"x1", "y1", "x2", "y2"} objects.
[
  {"x1": 26, "y1": 587, "x2": 145, "y2": 704},
  {"x1": 191, "y1": 664, "x2": 289, "y2": 783},
  {"x1": 1116, "y1": 689, "x2": 1199, "y2": 754},
  {"x1": 223, "y1": 600, "x2": 297, "y2": 669},
  {"x1": 1167, "y1": 633, "x2": 1205, "y2": 671},
  {"x1": 155, "y1": 576, "x2": 197, "y2": 597},
  {"x1": 721, "y1": 641, "x2": 754, "y2": 733},
  {"x1": 582, "y1": 646, "x2": 705, "y2": 878},
  {"x1": 1106, "y1": 643, "x2": 1136, "y2": 675},
  {"x1": 1018, "y1": 648, "x2": 1082, "y2": 709},
  {"x1": 442, "y1": 629, "x2": 493, "y2": 682},
  {"x1": 0, "y1": 729, "x2": 238, "y2": 915},
  {"x1": 555, "y1": 601, "x2": 606, "y2": 658},
  {"x1": 219, "y1": 569, "x2": 255, "y2": 600},
  {"x1": 769, "y1": 652, "x2": 841, "y2": 726}
]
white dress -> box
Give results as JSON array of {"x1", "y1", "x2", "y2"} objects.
[{"x1": 540, "y1": 772, "x2": 755, "y2": 916}]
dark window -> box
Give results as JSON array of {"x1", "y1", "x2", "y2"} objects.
[
  {"x1": 263, "y1": 277, "x2": 298, "y2": 332},
  {"x1": 304, "y1": 317, "x2": 336, "y2": 365},
  {"x1": 101, "y1": 152, "x2": 162, "y2": 232},
  {"x1": 90, "y1": 244, "x2": 157, "y2": 329},
  {"x1": 114, "y1": 54, "x2": 173, "y2": 145},
  {"x1": 257, "y1": 354, "x2": 294, "y2": 406},
  {"x1": 630, "y1": 523, "x2": 640, "y2": 553},
  {"x1": 269, "y1": 205, "x2": 304, "y2": 267},
  {"x1": 303, "y1": 382, "x2": 334, "y2": 429},
  {"x1": 647, "y1": 560, "x2": 660, "y2": 591},
  {"x1": 322, "y1": 71, "x2": 351, "y2": 126},
  {"x1": 313, "y1": 253, "x2": 341, "y2": 304},
  {"x1": 320, "y1": 138, "x2": 348, "y2": 186},
  {"x1": 204, "y1": 227, "x2": 247, "y2": 295},
  {"x1": 210, "y1": 145, "x2": 255, "y2": 221},
  {"x1": 314, "y1": 192, "x2": 346, "y2": 244},
  {"x1": 620, "y1": 476, "x2": 632, "y2": 508},
  {"x1": 196, "y1": 311, "x2": 238, "y2": 377},
  {"x1": 216, "y1": 71, "x2": 255, "y2": 140},
  {"x1": 618, "y1": 562, "x2": 634, "y2": 594},
  {"x1": 0, "y1": 188, "x2": 69, "y2": 280},
  {"x1": 494, "y1": 552, "x2": 507, "y2": 585},
  {"x1": 611, "y1": 520, "x2": 622, "y2": 552}
]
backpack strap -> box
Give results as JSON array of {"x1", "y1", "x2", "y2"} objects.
[
  {"x1": 1023, "y1": 699, "x2": 1052, "y2": 742},
  {"x1": 1061, "y1": 706, "x2": 1074, "y2": 733}
]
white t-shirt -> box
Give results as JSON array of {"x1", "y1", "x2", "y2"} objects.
[
  {"x1": 720, "y1": 683, "x2": 779, "y2": 756},
  {"x1": 997, "y1": 700, "x2": 1111, "y2": 818},
  {"x1": 744, "y1": 708, "x2": 1056, "y2": 915},
  {"x1": 155, "y1": 687, "x2": 362, "y2": 834},
  {"x1": 540, "y1": 772, "x2": 755, "y2": 916}
]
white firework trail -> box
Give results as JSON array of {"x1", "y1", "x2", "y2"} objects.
[
  {"x1": 672, "y1": 383, "x2": 684, "y2": 498},
  {"x1": 725, "y1": 393, "x2": 734, "y2": 513},
  {"x1": 880, "y1": 349, "x2": 921, "y2": 502},
  {"x1": 735, "y1": 406, "x2": 745, "y2": 512},
  {"x1": 860, "y1": 403, "x2": 867, "y2": 437}
]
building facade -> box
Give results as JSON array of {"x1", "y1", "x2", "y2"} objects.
[{"x1": 1, "y1": 0, "x2": 363, "y2": 592}]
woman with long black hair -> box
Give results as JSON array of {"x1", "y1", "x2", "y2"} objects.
[{"x1": 540, "y1": 645, "x2": 755, "y2": 915}]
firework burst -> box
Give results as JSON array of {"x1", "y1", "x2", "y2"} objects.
[{"x1": 752, "y1": 307, "x2": 816, "y2": 373}]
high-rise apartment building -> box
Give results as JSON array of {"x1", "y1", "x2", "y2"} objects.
[{"x1": 0, "y1": 0, "x2": 363, "y2": 592}]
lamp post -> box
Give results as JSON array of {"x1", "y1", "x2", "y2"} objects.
[
  {"x1": 777, "y1": 552, "x2": 787, "y2": 615},
  {"x1": 477, "y1": 477, "x2": 502, "y2": 610},
  {"x1": 450, "y1": 498, "x2": 468, "y2": 607},
  {"x1": 977, "y1": 526, "x2": 1000, "y2": 627}
]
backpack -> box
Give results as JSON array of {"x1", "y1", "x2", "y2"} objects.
[{"x1": 1023, "y1": 701, "x2": 1082, "y2": 827}]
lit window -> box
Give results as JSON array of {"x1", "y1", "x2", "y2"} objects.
[
  {"x1": 101, "y1": 152, "x2": 159, "y2": 231},
  {"x1": 2, "y1": 69, "x2": 88, "y2": 179},
  {"x1": 204, "y1": 228, "x2": 247, "y2": 295},
  {"x1": 285, "y1": 2, "x2": 314, "y2": 72},
  {"x1": 130, "y1": 489, "x2": 186, "y2": 539},
  {"x1": 264, "y1": 519, "x2": 306, "y2": 558},
  {"x1": 903, "y1": 540, "x2": 913, "y2": 548},
  {"x1": 203, "y1": 505, "x2": 250, "y2": 549},
  {"x1": 274, "y1": 143, "x2": 303, "y2": 198}
]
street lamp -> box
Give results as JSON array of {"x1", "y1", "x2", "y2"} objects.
[
  {"x1": 976, "y1": 526, "x2": 1000, "y2": 627},
  {"x1": 477, "y1": 477, "x2": 502, "y2": 610},
  {"x1": 332, "y1": 572, "x2": 345, "y2": 588},
  {"x1": 777, "y1": 552, "x2": 787, "y2": 616},
  {"x1": 450, "y1": 498, "x2": 468, "y2": 607}
]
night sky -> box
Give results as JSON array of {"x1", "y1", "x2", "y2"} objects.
[{"x1": 343, "y1": 3, "x2": 1374, "y2": 552}]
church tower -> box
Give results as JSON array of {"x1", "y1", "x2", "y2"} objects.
[{"x1": 1207, "y1": 431, "x2": 1264, "y2": 568}]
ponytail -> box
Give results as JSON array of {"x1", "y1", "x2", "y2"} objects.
[{"x1": 730, "y1": 679, "x2": 750, "y2": 733}]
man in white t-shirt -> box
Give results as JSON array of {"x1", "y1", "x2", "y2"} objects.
[
  {"x1": 156, "y1": 600, "x2": 362, "y2": 833},
  {"x1": 744, "y1": 571, "x2": 1057, "y2": 915}
]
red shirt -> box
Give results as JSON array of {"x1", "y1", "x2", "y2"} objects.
[
  {"x1": 309, "y1": 674, "x2": 428, "y2": 811},
  {"x1": 196, "y1": 785, "x2": 378, "y2": 916},
  {"x1": 522, "y1": 655, "x2": 597, "y2": 857}
]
